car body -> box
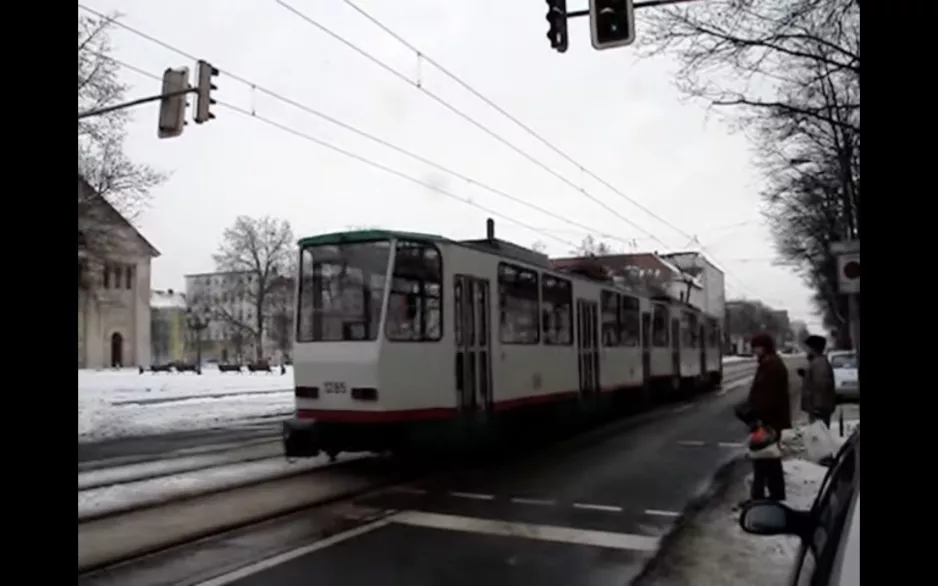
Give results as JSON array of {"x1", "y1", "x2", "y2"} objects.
[
  {"x1": 739, "y1": 426, "x2": 860, "y2": 586},
  {"x1": 828, "y1": 350, "x2": 859, "y2": 403}
]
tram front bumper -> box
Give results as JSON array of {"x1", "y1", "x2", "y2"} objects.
[{"x1": 282, "y1": 418, "x2": 321, "y2": 459}]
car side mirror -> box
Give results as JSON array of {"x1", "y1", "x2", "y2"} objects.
[
  {"x1": 796, "y1": 368, "x2": 806, "y2": 378},
  {"x1": 739, "y1": 501, "x2": 811, "y2": 538}
]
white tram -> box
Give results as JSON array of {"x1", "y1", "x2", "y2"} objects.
[{"x1": 283, "y1": 225, "x2": 723, "y2": 459}]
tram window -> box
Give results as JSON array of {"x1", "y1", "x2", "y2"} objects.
[
  {"x1": 601, "y1": 291, "x2": 620, "y2": 346},
  {"x1": 619, "y1": 295, "x2": 640, "y2": 347},
  {"x1": 386, "y1": 241, "x2": 443, "y2": 341},
  {"x1": 296, "y1": 240, "x2": 391, "y2": 342},
  {"x1": 541, "y1": 274, "x2": 572, "y2": 345},
  {"x1": 498, "y1": 262, "x2": 539, "y2": 344},
  {"x1": 652, "y1": 304, "x2": 669, "y2": 347},
  {"x1": 682, "y1": 311, "x2": 700, "y2": 347}
]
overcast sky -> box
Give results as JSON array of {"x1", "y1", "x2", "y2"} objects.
[{"x1": 82, "y1": 0, "x2": 823, "y2": 332}]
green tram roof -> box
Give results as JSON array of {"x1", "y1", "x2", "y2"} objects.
[{"x1": 297, "y1": 230, "x2": 444, "y2": 247}]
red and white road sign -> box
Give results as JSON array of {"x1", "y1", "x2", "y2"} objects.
[{"x1": 837, "y1": 251, "x2": 860, "y2": 294}]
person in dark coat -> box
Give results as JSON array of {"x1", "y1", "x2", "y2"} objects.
[{"x1": 745, "y1": 333, "x2": 791, "y2": 501}]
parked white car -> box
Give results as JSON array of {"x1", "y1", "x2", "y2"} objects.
[{"x1": 829, "y1": 350, "x2": 859, "y2": 403}]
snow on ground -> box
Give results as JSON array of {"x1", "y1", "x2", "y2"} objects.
[
  {"x1": 78, "y1": 451, "x2": 365, "y2": 520},
  {"x1": 78, "y1": 367, "x2": 295, "y2": 442},
  {"x1": 721, "y1": 356, "x2": 753, "y2": 365},
  {"x1": 639, "y1": 410, "x2": 859, "y2": 586}
]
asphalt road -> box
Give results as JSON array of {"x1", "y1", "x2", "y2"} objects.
[{"x1": 171, "y1": 361, "x2": 779, "y2": 586}]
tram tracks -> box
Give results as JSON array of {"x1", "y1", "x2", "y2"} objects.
[{"x1": 79, "y1": 362, "x2": 761, "y2": 575}]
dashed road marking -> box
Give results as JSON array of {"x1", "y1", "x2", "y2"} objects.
[
  {"x1": 672, "y1": 403, "x2": 694, "y2": 413},
  {"x1": 718, "y1": 442, "x2": 745, "y2": 448},
  {"x1": 449, "y1": 491, "x2": 495, "y2": 501},
  {"x1": 390, "y1": 510, "x2": 661, "y2": 552},
  {"x1": 644, "y1": 509, "x2": 682, "y2": 518},
  {"x1": 511, "y1": 497, "x2": 556, "y2": 506},
  {"x1": 678, "y1": 440, "x2": 706, "y2": 447},
  {"x1": 573, "y1": 502, "x2": 623, "y2": 513},
  {"x1": 391, "y1": 486, "x2": 427, "y2": 495}
]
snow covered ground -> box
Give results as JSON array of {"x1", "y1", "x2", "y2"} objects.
[
  {"x1": 78, "y1": 367, "x2": 295, "y2": 442},
  {"x1": 638, "y1": 409, "x2": 858, "y2": 586}
]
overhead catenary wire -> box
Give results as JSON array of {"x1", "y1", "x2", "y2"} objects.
[
  {"x1": 273, "y1": 0, "x2": 673, "y2": 250},
  {"x1": 77, "y1": 3, "x2": 653, "y2": 253},
  {"x1": 87, "y1": 53, "x2": 581, "y2": 252},
  {"x1": 80, "y1": 3, "x2": 784, "y2": 306},
  {"x1": 277, "y1": 0, "x2": 779, "y2": 303}
]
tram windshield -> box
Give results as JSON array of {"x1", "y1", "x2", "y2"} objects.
[
  {"x1": 296, "y1": 240, "x2": 391, "y2": 342},
  {"x1": 295, "y1": 238, "x2": 443, "y2": 343}
]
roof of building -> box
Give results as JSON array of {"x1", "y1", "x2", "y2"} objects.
[
  {"x1": 151, "y1": 289, "x2": 187, "y2": 309},
  {"x1": 78, "y1": 174, "x2": 161, "y2": 258}
]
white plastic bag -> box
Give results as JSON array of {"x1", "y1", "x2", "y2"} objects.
[
  {"x1": 749, "y1": 442, "x2": 782, "y2": 459},
  {"x1": 803, "y1": 420, "x2": 838, "y2": 463}
]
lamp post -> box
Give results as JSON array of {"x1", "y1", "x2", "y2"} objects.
[{"x1": 186, "y1": 307, "x2": 210, "y2": 375}]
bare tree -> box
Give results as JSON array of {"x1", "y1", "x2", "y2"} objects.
[
  {"x1": 79, "y1": 13, "x2": 168, "y2": 299},
  {"x1": 212, "y1": 216, "x2": 295, "y2": 361},
  {"x1": 573, "y1": 235, "x2": 617, "y2": 257},
  {"x1": 530, "y1": 240, "x2": 549, "y2": 254},
  {"x1": 641, "y1": 0, "x2": 859, "y2": 329}
]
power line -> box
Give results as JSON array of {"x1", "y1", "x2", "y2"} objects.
[
  {"x1": 77, "y1": 3, "x2": 647, "y2": 253},
  {"x1": 283, "y1": 0, "x2": 776, "y2": 304},
  {"x1": 86, "y1": 53, "x2": 580, "y2": 251},
  {"x1": 273, "y1": 0, "x2": 672, "y2": 250},
  {"x1": 80, "y1": 3, "x2": 782, "y2": 307}
]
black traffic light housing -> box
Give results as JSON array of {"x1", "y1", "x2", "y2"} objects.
[
  {"x1": 589, "y1": 0, "x2": 636, "y2": 50},
  {"x1": 194, "y1": 60, "x2": 219, "y2": 124},
  {"x1": 545, "y1": 0, "x2": 569, "y2": 53}
]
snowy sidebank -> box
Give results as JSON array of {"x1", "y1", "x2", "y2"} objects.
[
  {"x1": 636, "y1": 415, "x2": 858, "y2": 586},
  {"x1": 78, "y1": 368, "x2": 295, "y2": 443}
]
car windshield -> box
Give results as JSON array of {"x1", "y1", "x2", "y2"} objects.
[{"x1": 830, "y1": 353, "x2": 858, "y2": 369}]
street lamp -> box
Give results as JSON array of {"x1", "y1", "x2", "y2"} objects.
[{"x1": 186, "y1": 307, "x2": 211, "y2": 375}]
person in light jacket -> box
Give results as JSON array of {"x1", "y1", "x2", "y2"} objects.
[{"x1": 801, "y1": 335, "x2": 837, "y2": 427}]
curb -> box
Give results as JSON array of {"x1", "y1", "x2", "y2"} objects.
[{"x1": 630, "y1": 453, "x2": 750, "y2": 585}]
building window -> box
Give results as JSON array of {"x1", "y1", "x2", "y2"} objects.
[
  {"x1": 125, "y1": 265, "x2": 134, "y2": 289},
  {"x1": 385, "y1": 240, "x2": 443, "y2": 341},
  {"x1": 498, "y1": 262, "x2": 539, "y2": 344},
  {"x1": 103, "y1": 265, "x2": 110, "y2": 289},
  {"x1": 541, "y1": 274, "x2": 572, "y2": 345}
]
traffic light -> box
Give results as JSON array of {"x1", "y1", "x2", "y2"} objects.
[
  {"x1": 157, "y1": 67, "x2": 190, "y2": 139},
  {"x1": 194, "y1": 60, "x2": 219, "y2": 124},
  {"x1": 589, "y1": 0, "x2": 636, "y2": 50},
  {"x1": 545, "y1": 0, "x2": 569, "y2": 53}
]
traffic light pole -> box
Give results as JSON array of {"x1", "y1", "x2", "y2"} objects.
[{"x1": 78, "y1": 88, "x2": 196, "y2": 120}]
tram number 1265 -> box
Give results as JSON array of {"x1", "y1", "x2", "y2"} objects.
[{"x1": 324, "y1": 382, "x2": 347, "y2": 394}]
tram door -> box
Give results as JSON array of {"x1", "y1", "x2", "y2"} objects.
[
  {"x1": 576, "y1": 299, "x2": 600, "y2": 399},
  {"x1": 671, "y1": 317, "x2": 682, "y2": 379},
  {"x1": 454, "y1": 275, "x2": 493, "y2": 414},
  {"x1": 641, "y1": 312, "x2": 652, "y2": 385}
]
